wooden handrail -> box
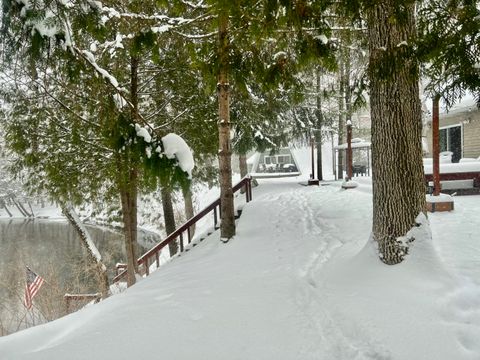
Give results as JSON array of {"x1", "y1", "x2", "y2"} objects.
[
  {"x1": 112, "y1": 176, "x2": 252, "y2": 283},
  {"x1": 424, "y1": 171, "x2": 480, "y2": 184},
  {"x1": 64, "y1": 293, "x2": 101, "y2": 313}
]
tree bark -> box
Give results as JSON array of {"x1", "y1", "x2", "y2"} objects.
[
  {"x1": 161, "y1": 187, "x2": 178, "y2": 256},
  {"x1": 62, "y1": 204, "x2": 109, "y2": 298},
  {"x1": 346, "y1": 122, "x2": 353, "y2": 179},
  {"x1": 117, "y1": 162, "x2": 139, "y2": 287},
  {"x1": 116, "y1": 54, "x2": 141, "y2": 287},
  {"x1": 239, "y1": 153, "x2": 248, "y2": 178},
  {"x1": 432, "y1": 95, "x2": 441, "y2": 195},
  {"x1": 217, "y1": 11, "x2": 235, "y2": 240},
  {"x1": 315, "y1": 67, "x2": 323, "y2": 181},
  {"x1": 337, "y1": 56, "x2": 345, "y2": 180},
  {"x1": 182, "y1": 187, "x2": 195, "y2": 238},
  {"x1": 367, "y1": 1, "x2": 426, "y2": 264}
]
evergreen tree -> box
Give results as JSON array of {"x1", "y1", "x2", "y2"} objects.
[
  {"x1": 1, "y1": 0, "x2": 195, "y2": 285},
  {"x1": 160, "y1": 0, "x2": 336, "y2": 239},
  {"x1": 418, "y1": 0, "x2": 480, "y2": 106}
]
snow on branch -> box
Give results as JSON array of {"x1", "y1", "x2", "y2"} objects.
[
  {"x1": 179, "y1": 0, "x2": 209, "y2": 10},
  {"x1": 173, "y1": 30, "x2": 217, "y2": 40},
  {"x1": 63, "y1": 203, "x2": 105, "y2": 270},
  {"x1": 80, "y1": 50, "x2": 120, "y2": 88},
  {"x1": 12, "y1": 0, "x2": 208, "y2": 133},
  {"x1": 161, "y1": 133, "x2": 195, "y2": 178}
]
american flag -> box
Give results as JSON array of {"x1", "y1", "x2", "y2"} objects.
[{"x1": 24, "y1": 267, "x2": 45, "y2": 310}]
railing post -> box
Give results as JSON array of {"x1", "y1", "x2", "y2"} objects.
[
  {"x1": 187, "y1": 227, "x2": 191, "y2": 244},
  {"x1": 65, "y1": 297, "x2": 70, "y2": 314},
  {"x1": 179, "y1": 234, "x2": 184, "y2": 252},
  {"x1": 214, "y1": 207, "x2": 218, "y2": 229},
  {"x1": 155, "y1": 251, "x2": 160, "y2": 268},
  {"x1": 144, "y1": 257, "x2": 150, "y2": 276}
]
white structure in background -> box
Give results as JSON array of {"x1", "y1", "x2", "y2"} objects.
[
  {"x1": 248, "y1": 148, "x2": 301, "y2": 178},
  {"x1": 333, "y1": 138, "x2": 371, "y2": 180}
]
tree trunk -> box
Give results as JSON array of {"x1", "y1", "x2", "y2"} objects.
[
  {"x1": 315, "y1": 66, "x2": 323, "y2": 181},
  {"x1": 367, "y1": 2, "x2": 426, "y2": 265},
  {"x1": 432, "y1": 95, "x2": 441, "y2": 196},
  {"x1": 117, "y1": 54, "x2": 141, "y2": 287},
  {"x1": 239, "y1": 153, "x2": 248, "y2": 178},
  {"x1": 344, "y1": 41, "x2": 353, "y2": 180},
  {"x1": 161, "y1": 187, "x2": 178, "y2": 256},
  {"x1": 182, "y1": 187, "x2": 195, "y2": 238},
  {"x1": 62, "y1": 204, "x2": 109, "y2": 298},
  {"x1": 217, "y1": 11, "x2": 235, "y2": 241},
  {"x1": 118, "y1": 163, "x2": 139, "y2": 287},
  {"x1": 337, "y1": 56, "x2": 345, "y2": 179}
]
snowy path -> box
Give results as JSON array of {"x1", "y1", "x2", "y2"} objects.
[
  {"x1": 1, "y1": 178, "x2": 479, "y2": 359},
  {"x1": 242, "y1": 181, "x2": 388, "y2": 359},
  {"x1": 429, "y1": 197, "x2": 480, "y2": 355}
]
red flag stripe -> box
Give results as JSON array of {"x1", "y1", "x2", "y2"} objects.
[
  {"x1": 24, "y1": 268, "x2": 45, "y2": 310},
  {"x1": 28, "y1": 277, "x2": 45, "y2": 298}
]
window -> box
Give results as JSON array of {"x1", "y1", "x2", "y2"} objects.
[
  {"x1": 264, "y1": 156, "x2": 276, "y2": 165},
  {"x1": 277, "y1": 155, "x2": 291, "y2": 164},
  {"x1": 439, "y1": 125, "x2": 462, "y2": 163}
]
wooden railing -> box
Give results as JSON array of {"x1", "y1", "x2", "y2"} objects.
[
  {"x1": 64, "y1": 293, "x2": 101, "y2": 313},
  {"x1": 112, "y1": 176, "x2": 253, "y2": 283},
  {"x1": 425, "y1": 171, "x2": 480, "y2": 195},
  {"x1": 425, "y1": 171, "x2": 480, "y2": 184}
]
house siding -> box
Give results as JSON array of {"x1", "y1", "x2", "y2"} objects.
[
  {"x1": 425, "y1": 109, "x2": 480, "y2": 159},
  {"x1": 463, "y1": 111, "x2": 480, "y2": 158}
]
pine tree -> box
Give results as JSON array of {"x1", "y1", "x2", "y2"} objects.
[
  {"x1": 155, "y1": 0, "x2": 336, "y2": 241},
  {"x1": 1, "y1": 0, "x2": 196, "y2": 285},
  {"x1": 418, "y1": 0, "x2": 480, "y2": 106}
]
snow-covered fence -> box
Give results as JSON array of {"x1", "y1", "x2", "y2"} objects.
[
  {"x1": 112, "y1": 176, "x2": 253, "y2": 283},
  {"x1": 424, "y1": 163, "x2": 480, "y2": 195}
]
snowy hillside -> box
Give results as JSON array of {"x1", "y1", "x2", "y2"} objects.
[{"x1": 1, "y1": 173, "x2": 480, "y2": 359}]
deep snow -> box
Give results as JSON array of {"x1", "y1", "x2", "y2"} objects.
[{"x1": 1, "y1": 175, "x2": 479, "y2": 359}]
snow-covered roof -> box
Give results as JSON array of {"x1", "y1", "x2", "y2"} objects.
[
  {"x1": 441, "y1": 93, "x2": 478, "y2": 116},
  {"x1": 424, "y1": 92, "x2": 479, "y2": 118},
  {"x1": 334, "y1": 138, "x2": 371, "y2": 150}
]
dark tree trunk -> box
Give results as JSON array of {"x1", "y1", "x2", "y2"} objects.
[
  {"x1": 161, "y1": 187, "x2": 178, "y2": 256},
  {"x1": 217, "y1": 11, "x2": 235, "y2": 240},
  {"x1": 432, "y1": 95, "x2": 441, "y2": 196},
  {"x1": 118, "y1": 162, "x2": 139, "y2": 287},
  {"x1": 337, "y1": 56, "x2": 345, "y2": 179},
  {"x1": 239, "y1": 153, "x2": 248, "y2": 178},
  {"x1": 117, "y1": 54, "x2": 141, "y2": 287},
  {"x1": 367, "y1": 2, "x2": 426, "y2": 265},
  {"x1": 315, "y1": 67, "x2": 323, "y2": 181},
  {"x1": 182, "y1": 187, "x2": 195, "y2": 238}
]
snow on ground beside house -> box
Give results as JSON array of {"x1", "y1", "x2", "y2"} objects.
[{"x1": 1, "y1": 177, "x2": 480, "y2": 360}]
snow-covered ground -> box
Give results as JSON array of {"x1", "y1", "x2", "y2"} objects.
[{"x1": 1, "y1": 175, "x2": 479, "y2": 359}]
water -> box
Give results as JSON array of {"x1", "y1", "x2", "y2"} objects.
[{"x1": 0, "y1": 219, "x2": 160, "y2": 335}]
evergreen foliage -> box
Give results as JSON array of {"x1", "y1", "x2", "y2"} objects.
[{"x1": 418, "y1": 0, "x2": 480, "y2": 107}]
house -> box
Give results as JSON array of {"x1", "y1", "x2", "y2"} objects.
[
  {"x1": 248, "y1": 147, "x2": 301, "y2": 178},
  {"x1": 424, "y1": 94, "x2": 480, "y2": 162}
]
